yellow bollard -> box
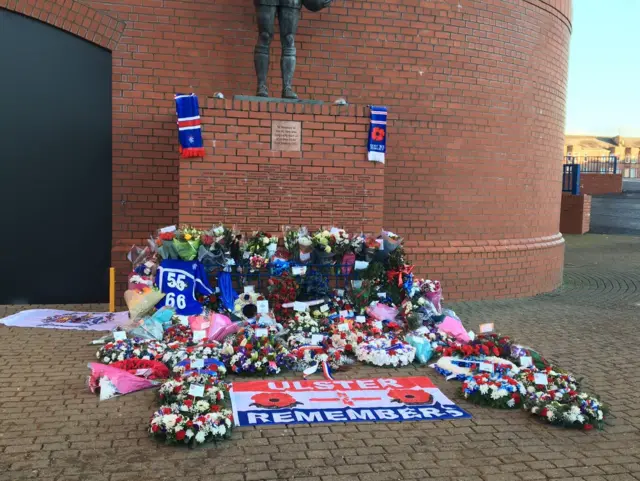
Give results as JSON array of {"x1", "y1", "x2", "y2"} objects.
[{"x1": 109, "y1": 267, "x2": 116, "y2": 313}]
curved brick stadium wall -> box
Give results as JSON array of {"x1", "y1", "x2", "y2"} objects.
[{"x1": 2, "y1": 0, "x2": 571, "y2": 300}]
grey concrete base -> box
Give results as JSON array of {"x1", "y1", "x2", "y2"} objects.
[{"x1": 234, "y1": 95, "x2": 324, "y2": 105}]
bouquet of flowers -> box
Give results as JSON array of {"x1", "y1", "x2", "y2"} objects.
[
  {"x1": 172, "y1": 225, "x2": 203, "y2": 261},
  {"x1": 266, "y1": 274, "x2": 299, "y2": 323},
  {"x1": 326, "y1": 322, "x2": 364, "y2": 356},
  {"x1": 158, "y1": 373, "x2": 229, "y2": 406},
  {"x1": 198, "y1": 224, "x2": 241, "y2": 271},
  {"x1": 220, "y1": 329, "x2": 292, "y2": 375},
  {"x1": 96, "y1": 338, "x2": 167, "y2": 364},
  {"x1": 233, "y1": 292, "x2": 265, "y2": 321},
  {"x1": 472, "y1": 333, "x2": 513, "y2": 358},
  {"x1": 283, "y1": 226, "x2": 313, "y2": 263},
  {"x1": 355, "y1": 335, "x2": 416, "y2": 367},
  {"x1": 462, "y1": 373, "x2": 525, "y2": 409},
  {"x1": 244, "y1": 231, "x2": 278, "y2": 271},
  {"x1": 149, "y1": 403, "x2": 233, "y2": 445},
  {"x1": 312, "y1": 229, "x2": 336, "y2": 264},
  {"x1": 172, "y1": 358, "x2": 227, "y2": 379}
]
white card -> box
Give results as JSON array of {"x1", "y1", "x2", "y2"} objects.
[
  {"x1": 375, "y1": 238, "x2": 384, "y2": 249},
  {"x1": 311, "y1": 334, "x2": 324, "y2": 345},
  {"x1": 259, "y1": 315, "x2": 275, "y2": 324},
  {"x1": 374, "y1": 320, "x2": 383, "y2": 329},
  {"x1": 191, "y1": 359, "x2": 205, "y2": 369},
  {"x1": 244, "y1": 285, "x2": 255, "y2": 294},
  {"x1": 520, "y1": 356, "x2": 533, "y2": 368},
  {"x1": 355, "y1": 316, "x2": 366, "y2": 323},
  {"x1": 188, "y1": 384, "x2": 205, "y2": 397},
  {"x1": 192, "y1": 330, "x2": 206, "y2": 342},
  {"x1": 479, "y1": 362, "x2": 494, "y2": 373},
  {"x1": 377, "y1": 292, "x2": 386, "y2": 299},
  {"x1": 255, "y1": 328, "x2": 269, "y2": 338},
  {"x1": 467, "y1": 330, "x2": 476, "y2": 341},
  {"x1": 179, "y1": 317, "x2": 189, "y2": 327},
  {"x1": 336, "y1": 289, "x2": 345, "y2": 297},
  {"x1": 338, "y1": 323, "x2": 349, "y2": 332},
  {"x1": 299, "y1": 252, "x2": 311, "y2": 262},
  {"x1": 159, "y1": 225, "x2": 176, "y2": 233},
  {"x1": 320, "y1": 304, "x2": 330, "y2": 313},
  {"x1": 113, "y1": 331, "x2": 127, "y2": 341},
  {"x1": 479, "y1": 323, "x2": 494, "y2": 333},
  {"x1": 257, "y1": 300, "x2": 269, "y2": 314},
  {"x1": 292, "y1": 266, "x2": 307, "y2": 276},
  {"x1": 351, "y1": 280, "x2": 363, "y2": 289},
  {"x1": 293, "y1": 301, "x2": 308, "y2": 312},
  {"x1": 339, "y1": 310, "x2": 349, "y2": 318},
  {"x1": 354, "y1": 261, "x2": 369, "y2": 271},
  {"x1": 534, "y1": 373, "x2": 548, "y2": 385}
]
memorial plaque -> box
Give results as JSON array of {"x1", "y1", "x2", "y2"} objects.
[{"x1": 271, "y1": 120, "x2": 301, "y2": 152}]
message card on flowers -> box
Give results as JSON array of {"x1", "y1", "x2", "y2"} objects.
[{"x1": 230, "y1": 376, "x2": 471, "y2": 427}]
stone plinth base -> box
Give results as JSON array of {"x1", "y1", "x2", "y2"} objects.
[{"x1": 179, "y1": 97, "x2": 384, "y2": 233}]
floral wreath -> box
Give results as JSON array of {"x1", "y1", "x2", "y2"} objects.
[
  {"x1": 285, "y1": 311, "x2": 320, "y2": 335},
  {"x1": 431, "y1": 356, "x2": 519, "y2": 381},
  {"x1": 172, "y1": 358, "x2": 227, "y2": 379},
  {"x1": 355, "y1": 336, "x2": 415, "y2": 367},
  {"x1": 96, "y1": 338, "x2": 167, "y2": 364},
  {"x1": 160, "y1": 341, "x2": 221, "y2": 370},
  {"x1": 220, "y1": 331, "x2": 292, "y2": 375},
  {"x1": 515, "y1": 368, "x2": 605, "y2": 430},
  {"x1": 326, "y1": 321, "x2": 363, "y2": 356},
  {"x1": 461, "y1": 373, "x2": 525, "y2": 409},
  {"x1": 158, "y1": 373, "x2": 229, "y2": 406},
  {"x1": 149, "y1": 404, "x2": 233, "y2": 445},
  {"x1": 266, "y1": 274, "x2": 299, "y2": 323}
]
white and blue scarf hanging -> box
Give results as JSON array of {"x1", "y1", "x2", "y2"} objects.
[
  {"x1": 175, "y1": 93, "x2": 205, "y2": 158},
  {"x1": 367, "y1": 105, "x2": 387, "y2": 163}
]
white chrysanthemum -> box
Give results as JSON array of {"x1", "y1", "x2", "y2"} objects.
[
  {"x1": 597, "y1": 410, "x2": 603, "y2": 420},
  {"x1": 531, "y1": 407, "x2": 539, "y2": 414},
  {"x1": 496, "y1": 389, "x2": 508, "y2": 398},
  {"x1": 479, "y1": 384, "x2": 489, "y2": 395},
  {"x1": 196, "y1": 400, "x2": 210, "y2": 412},
  {"x1": 195, "y1": 431, "x2": 206, "y2": 443},
  {"x1": 570, "y1": 405, "x2": 581, "y2": 415},
  {"x1": 546, "y1": 410, "x2": 555, "y2": 421},
  {"x1": 507, "y1": 398, "x2": 515, "y2": 408},
  {"x1": 527, "y1": 386, "x2": 535, "y2": 393},
  {"x1": 163, "y1": 414, "x2": 178, "y2": 428},
  {"x1": 186, "y1": 429, "x2": 194, "y2": 439}
]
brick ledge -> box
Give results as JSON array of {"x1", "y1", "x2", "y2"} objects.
[{"x1": 405, "y1": 233, "x2": 565, "y2": 255}]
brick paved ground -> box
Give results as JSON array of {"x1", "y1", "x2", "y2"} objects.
[{"x1": 2, "y1": 234, "x2": 640, "y2": 481}]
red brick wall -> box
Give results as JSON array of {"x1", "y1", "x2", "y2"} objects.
[
  {"x1": 580, "y1": 174, "x2": 623, "y2": 195},
  {"x1": 559, "y1": 193, "x2": 591, "y2": 235},
  {"x1": 180, "y1": 98, "x2": 384, "y2": 233},
  {"x1": 3, "y1": 0, "x2": 572, "y2": 300}
]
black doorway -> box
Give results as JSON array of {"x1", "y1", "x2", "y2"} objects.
[{"x1": 0, "y1": 10, "x2": 112, "y2": 304}]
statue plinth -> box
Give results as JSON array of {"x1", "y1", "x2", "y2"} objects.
[{"x1": 234, "y1": 95, "x2": 323, "y2": 105}]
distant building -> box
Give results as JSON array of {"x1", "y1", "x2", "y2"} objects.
[
  {"x1": 565, "y1": 135, "x2": 640, "y2": 161},
  {"x1": 565, "y1": 136, "x2": 640, "y2": 178}
]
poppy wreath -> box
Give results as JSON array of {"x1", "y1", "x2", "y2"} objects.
[
  {"x1": 471, "y1": 333, "x2": 513, "y2": 358},
  {"x1": 250, "y1": 392, "x2": 302, "y2": 409},
  {"x1": 149, "y1": 404, "x2": 233, "y2": 445},
  {"x1": 163, "y1": 324, "x2": 193, "y2": 344},
  {"x1": 160, "y1": 341, "x2": 222, "y2": 370},
  {"x1": 96, "y1": 338, "x2": 167, "y2": 364},
  {"x1": 355, "y1": 336, "x2": 416, "y2": 367},
  {"x1": 388, "y1": 389, "x2": 433, "y2": 405},
  {"x1": 109, "y1": 359, "x2": 170, "y2": 380},
  {"x1": 515, "y1": 368, "x2": 606, "y2": 430},
  {"x1": 326, "y1": 322, "x2": 363, "y2": 356},
  {"x1": 461, "y1": 373, "x2": 525, "y2": 409},
  {"x1": 220, "y1": 330, "x2": 292, "y2": 375},
  {"x1": 158, "y1": 373, "x2": 229, "y2": 406}
]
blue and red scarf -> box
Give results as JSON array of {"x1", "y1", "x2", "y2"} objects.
[
  {"x1": 175, "y1": 93, "x2": 205, "y2": 158},
  {"x1": 368, "y1": 105, "x2": 387, "y2": 163}
]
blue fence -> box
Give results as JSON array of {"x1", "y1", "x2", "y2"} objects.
[
  {"x1": 564, "y1": 155, "x2": 618, "y2": 174},
  {"x1": 562, "y1": 164, "x2": 581, "y2": 195}
]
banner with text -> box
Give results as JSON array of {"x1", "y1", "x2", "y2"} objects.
[{"x1": 230, "y1": 376, "x2": 471, "y2": 427}]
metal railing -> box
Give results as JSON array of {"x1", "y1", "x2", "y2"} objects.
[
  {"x1": 564, "y1": 155, "x2": 617, "y2": 174},
  {"x1": 562, "y1": 164, "x2": 580, "y2": 195}
]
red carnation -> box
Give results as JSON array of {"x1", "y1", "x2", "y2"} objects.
[
  {"x1": 186, "y1": 420, "x2": 194, "y2": 428},
  {"x1": 210, "y1": 405, "x2": 221, "y2": 412},
  {"x1": 492, "y1": 347, "x2": 500, "y2": 356},
  {"x1": 184, "y1": 399, "x2": 193, "y2": 407},
  {"x1": 540, "y1": 408, "x2": 548, "y2": 417},
  {"x1": 481, "y1": 345, "x2": 490, "y2": 355},
  {"x1": 173, "y1": 386, "x2": 181, "y2": 394},
  {"x1": 245, "y1": 343, "x2": 254, "y2": 351},
  {"x1": 151, "y1": 424, "x2": 159, "y2": 432},
  {"x1": 175, "y1": 430, "x2": 186, "y2": 441},
  {"x1": 583, "y1": 424, "x2": 594, "y2": 431},
  {"x1": 512, "y1": 393, "x2": 520, "y2": 404},
  {"x1": 162, "y1": 407, "x2": 172, "y2": 414},
  {"x1": 345, "y1": 344, "x2": 353, "y2": 352}
]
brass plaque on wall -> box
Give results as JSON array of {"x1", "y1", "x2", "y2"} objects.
[{"x1": 271, "y1": 120, "x2": 301, "y2": 152}]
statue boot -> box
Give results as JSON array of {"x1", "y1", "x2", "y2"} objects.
[
  {"x1": 254, "y1": 44, "x2": 270, "y2": 97},
  {"x1": 281, "y1": 47, "x2": 298, "y2": 99}
]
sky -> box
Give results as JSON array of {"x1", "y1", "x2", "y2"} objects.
[{"x1": 565, "y1": 0, "x2": 640, "y2": 137}]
